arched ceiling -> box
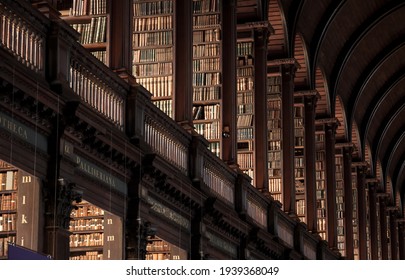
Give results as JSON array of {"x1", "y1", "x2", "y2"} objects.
[
  {"x1": 236, "y1": 0, "x2": 405, "y2": 202},
  {"x1": 276, "y1": 0, "x2": 405, "y2": 202}
]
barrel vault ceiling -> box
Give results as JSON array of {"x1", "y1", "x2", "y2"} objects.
[{"x1": 237, "y1": 0, "x2": 405, "y2": 208}]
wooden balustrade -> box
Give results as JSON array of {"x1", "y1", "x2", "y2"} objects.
[
  {"x1": 69, "y1": 59, "x2": 126, "y2": 130},
  {"x1": 201, "y1": 149, "x2": 235, "y2": 204},
  {"x1": 144, "y1": 112, "x2": 189, "y2": 174},
  {"x1": 0, "y1": 1, "x2": 46, "y2": 72},
  {"x1": 246, "y1": 197, "x2": 267, "y2": 228}
]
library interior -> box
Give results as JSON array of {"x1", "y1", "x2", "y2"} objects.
[{"x1": 0, "y1": 0, "x2": 405, "y2": 260}]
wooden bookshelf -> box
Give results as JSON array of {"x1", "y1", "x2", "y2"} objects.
[
  {"x1": 192, "y1": 0, "x2": 222, "y2": 157},
  {"x1": 267, "y1": 74, "x2": 282, "y2": 203},
  {"x1": 69, "y1": 199, "x2": 122, "y2": 260},
  {"x1": 146, "y1": 236, "x2": 187, "y2": 260},
  {"x1": 0, "y1": 161, "x2": 41, "y2": 259},
  {"x1": 69, "y1": 200, "x2": 105, "y2": 260},
  {"x1": 132, "y1": 0, "x2": 174, "y2": 117},
  {"x1": 0, "y1": 163, "x2": 18, "y2": 259},
  {"x1": 315, "y1": 131, "x2": 326, "y2": 240},
  {"x1": 294, "y1": 104, "x2": 305, "y2": 223},
  {"x1": 335, "y1": 151, "x2": 345, "y2": 256},
  {"x1": 236, "y1": 38, "x2": 255, "y2": 181},
  {"x1": 58, "y1": 0, "x2": 109, "y2": 65}
]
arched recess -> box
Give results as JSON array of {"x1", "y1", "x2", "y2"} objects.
[
  {"x1": 314, "y1": 67, "x2": 331, "y2": 118},
  {"x1": 376, "y1": 160, "x2": 384, "y2": 190},
  {"x1": 396, "y1": 189, "x2": 403, "y2": 216},
  {"x1": 351, "y1": 121, "x2": 362, "y2": 160},
  {"x1": 386, "y1": 176, "x2": 394, "y2": 204},
  {"x1": 335, "y1": 95, "x2": 348, "y2": 142},
  {"x1": 268, "y1": 0, "x2": 288, "y2": 59},
  {"x1": 293, "y1": 33, "x2": 310, "y2": 90},
  {"x1": 395, "y1": 161, "x2": 405, "y2": 216},
  {"x1": 365, "y1": 141, "x2": 373, "y2": 176}
]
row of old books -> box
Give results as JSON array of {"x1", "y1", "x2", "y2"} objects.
[
  {"x1": 193, "y1": 104, "x2": 220, "y2": 120},
  {"x1": 192, "y1": 0, "x2": 219, "y2": 14},
  {"x1": 133, "y1": 1, "x2": 173, "y2": 16},
  {"x1": 193, "y1": 58, "x2": 221, "y2": 72},
  {"x1": 134, "y1": 62, "x2": 173, "y2": 77},
  {"x1": 69, "y1": 218, "x2": 104, "y2": 231},
  {"x1": 133, "y1": 15, "x2": 173, "y2": 32},
  {"x1": 0, "y1": 214, "x2": 17, "y2": 232},
  {"x1": 71, "y1": 16, "x2": 107, "y2": 44},
  {"x1": 193, "y1": 44, "x2": 220, "y2": 58},
  {"x1": 237, "y1": 153, "x2": 253, "y2": 170},
  {"x1": 0, "y1": 193, "x2": 17, "y2": 211}
]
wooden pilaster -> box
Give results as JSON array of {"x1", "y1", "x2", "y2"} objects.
[
  {"x1": 355, "y1": 163, "x2": 368, "y2": 259},
  {"x1": 174, "y1": 0, "x2": 193, "y2": 126},
  {"x1": 367, "y1": 180, "x2": 378, "y2": 260},
  {"x1": 252, "y1": 22, "x2": 270, "y2": 190},
  {"x1": 221, "y1": 0, "x2": 237, "y2": 164}
]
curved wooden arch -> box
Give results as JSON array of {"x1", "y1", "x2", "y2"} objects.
[
  {"x1": 330, "y1": 2, "x2": 405, "y2": 108},
  {"x1": 314, "y1": 67, "x2": 331, "y2": 118},
  {"x1": 386, "y1": 176, "x2": 394, "y2": 204},
  {"x1": 374, "y1": 103, "x2": 405, "y2": 173},
  {"x1": 362, "y1": 70, "x2": 405, "y2": 150},
  {"x1": 351, "y1": 121, "x2": 362, "y2": 160},
  {"x1": 310, "y1": 0, "x2": 347, "y2": 86},
  {"x1": 376, "y1": 160, "x2": 384, "y2": 189},
  {"x1": 364, "y1": 141, "x2": 373, "y2": 176},
  {"x1": 397, "y1": 191, "x2": 403, "y2": 217},
  {"x1": 268, "y1": 0, "x2": 288, "y2": 58},
  {"x1": 335, "y1": 95, "x2": 347, "y2": 141},
  {"x1": 293, "y1": 33, "x2": 310, "y2": 89},
  {"x1": 384, "y1": 129, "x2": 405, "y2": 184},
  {"x1": 348, "y1": 40, "x2": 405, "y2": 129},
  {"x1": 288, "y1": 0, "x2": 305, "y2": 57}
]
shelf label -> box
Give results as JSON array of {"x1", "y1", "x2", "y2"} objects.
[
  {"x1": 21, "y1": 214, "x2": 28, "y2": 224},
  {"x1": 63, "y1": 141, "x2": 127, "y2": 195},
  {"x1": 0, "y1": 111, "x2": 47, "y2": 151}
]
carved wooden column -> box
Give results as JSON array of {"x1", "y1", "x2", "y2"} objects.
[
  {"x1": 43, "y1": 178, "x2": 81, "y2": 259},
  {"x1": 252, "y1": 22, "x2": 270, "y2": 191},
  {"x1": 221, "y1": 0, "x2": 237, "y2": 164},
  {"x1": 110, "y1": 0, "x2": 131, "y2": 70},
  {"x1": 367, "y1": 180, "x2": 378, "y2": 260},
  {"x1": 43, "y1": 102, "x2": 79, "y2": 259},
  {"x1": 355, "y1": 163, "x2": 368, "y2": 259},
  {"x1": 295, "y1": 91, "x2": 319, "y2": 232},
  {"x1": 324, "y1": 119, "x2": 338, "y2": 250},
  {"x1": 125, "y1": 164, "x2": 142, "y2": 260},
  {"x1": 173, "y1": 0, "x2": 193, "y2": 126},
  {"x1": 273, "y1": 59, "x2": 298, "y2": 215}
]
